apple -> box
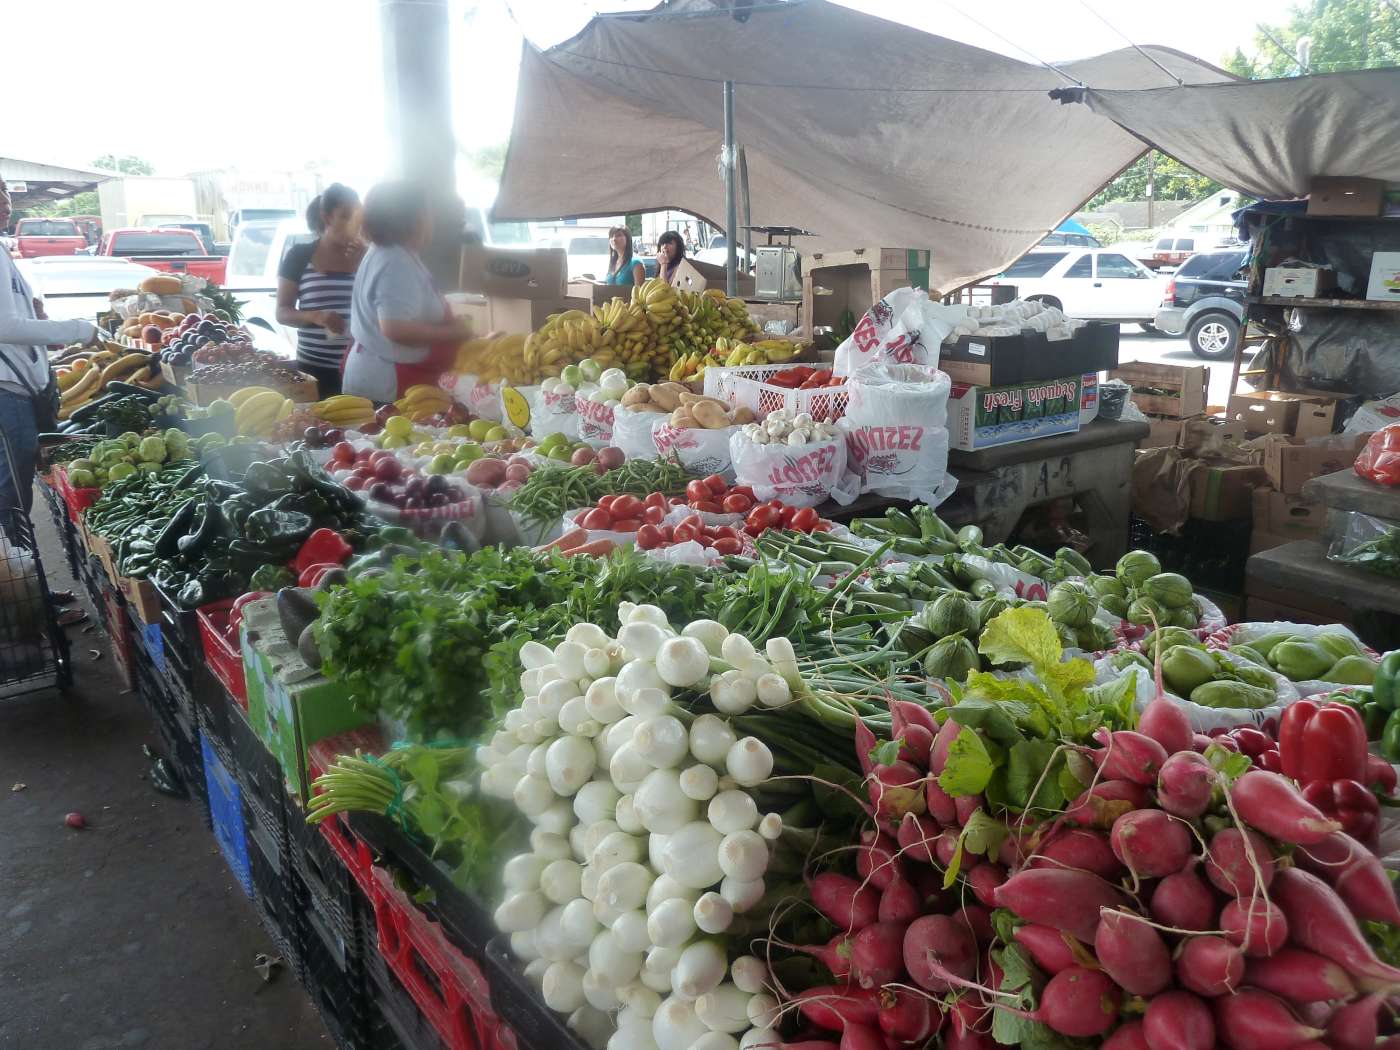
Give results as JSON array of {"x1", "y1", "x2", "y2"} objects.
[
  {"x1": 332, "y1": 441, "x2": 356, "y2": 465},
  {"x1": 373, "y1": 457, "x2": 402, "y2": 482},
  {"x1": 368, "y1": 481, "x2": 393, "y2": 502},
  {"x1": 141, "y1": 324, "x2": 163, "y2": 345},
  {"x1": 354, "y1": 448, "x2": 373, "y2": 464},
  {"x1": 344, "y1": 475, "x2": 367, "y2": 491}
]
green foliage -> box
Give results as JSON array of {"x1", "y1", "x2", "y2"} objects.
[
  {"x1": 92, "y1": 153, "x2": 154, "y2": 175},
  {"x1": 1086, "y1": 152, "x2": 1223, "y2": 209},
  {"x1": 1247, "y1": 0, "x2": 1400, "y2": 76}
]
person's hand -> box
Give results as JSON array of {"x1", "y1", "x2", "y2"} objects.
[
  {"x1": 32, "y1": 297, "x2": 47, "y2": 320},
  {"x1": 83, "y1": 322, "x2": 102, "y2": 346},
  {"x1": 318, "y1": 310, "x2": 348, "y2": 336}
]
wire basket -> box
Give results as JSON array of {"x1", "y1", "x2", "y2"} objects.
[{"x1": 0, "y1": 427, "x2": 72, "y2": 695}]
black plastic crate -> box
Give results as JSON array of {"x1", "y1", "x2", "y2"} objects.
[
  {"x1": 150, "y1": 578, "x2": 202, "y2": 687},
  {"x1": 289, "y1": 799, "x2": 365, "y2": 974},
  {"x1": 193, "y1": 662, "x2": 235, "y2": 757},
  {"x1": 132, "y1": 646, "x2": 208, "y2": 817},
  {"x1": 247, "y1": 799, "x2": 302, "y2": 979},
  {"x1": 484, "y1": 936, "x2": 584, "y2": 1050},
  {"x1": 230, "y1": 698, "x2": 289, "y2": 869},
  {"x1": 298, "y1": 880, "x2": 381, "y2": 1050},
  {"x1": 363, "y1": 920, "x2": 449, "y2": 1050}
]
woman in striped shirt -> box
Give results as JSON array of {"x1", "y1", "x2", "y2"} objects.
[{"x1": 276, "y1": 183, "x2": 365, "y2": 396}]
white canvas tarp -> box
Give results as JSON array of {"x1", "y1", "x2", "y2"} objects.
[
  {"x1": 1063, "y1": 69, "x2": 1400, "y2": 201},
  {"x1": 495, "y1": 0, "x2": 1234, "y2": 292}
]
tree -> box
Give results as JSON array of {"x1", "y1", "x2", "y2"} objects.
[
  {"x1": 460, "y1": 143, "x2": 507, "y2": 181},
  {"x1": 1242, "y1": 0, "x2": 1399, "y2": 76},
  {"x1": 91, "y1": 154, "x2": 154, "y2": 175},
  {"x1": 1086, "y1": 153, "x2": 1223, "y2": 209}
]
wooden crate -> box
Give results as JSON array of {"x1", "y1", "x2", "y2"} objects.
[{"x1": 1109, "y1": 362, "x2": 1208, "y2": 418}]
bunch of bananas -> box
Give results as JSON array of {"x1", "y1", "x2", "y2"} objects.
[
  {"x1": 394, "y1": 384, "x2": 452, "y2": 422},
  {"x1": 716, "y1": 337, "x2": 799, "y2": 368},
  {"x1": 521, "y1": 305, "x2": 661, "y2": 386},
  {"x1": 230, "y1": 387, "x2": 293, "y2": 437},
  {"x1": 57, "y1": 349, "x2": 164, "y2": 419},
  {"x1": 455, "y1": 333, "x2": 529, "y2": 385},
  {"x1": 311, "y1": 394, "x2": 376, "y2": 429}
]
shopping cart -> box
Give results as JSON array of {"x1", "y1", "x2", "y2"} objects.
[{"x1": 0, "y1": 427, "x2": 72, "y2": 696}]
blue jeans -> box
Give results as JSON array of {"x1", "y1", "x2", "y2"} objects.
[{"x1": 0, "y1": 387, "x2": 38, "y2": 518}]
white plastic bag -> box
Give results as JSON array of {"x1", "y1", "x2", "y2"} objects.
[
  {"x1": 439, "y1": 373, "x2": 503, "y2": 422},
  {"x1": 612, "y1": 408, "x2": 666, "y2": 461},
  {"x1": 533, "y1": 385, "x2": 581, "y2": 440},
  {"x1": 728, "y1": 431, "x2": 858, "y2": 507},
  {"x1": 575, "y1": 394, "x2": 618, "y2": 447},
  {"x1": 842, "y1": 363, "x2": 955, "y2": 505},
  {"x1": 654, "y1": 423, "x2": 739, "y2": 480},
  {"x1": 1094, "y1": 652, "x2": 1300, "y2": 733},
  {"x1": 832, "y1": 287, "x2": 962, "y2": 376},
  {"x1": 1205, "y1": 621, "x2": 1378, "y2": 696}
]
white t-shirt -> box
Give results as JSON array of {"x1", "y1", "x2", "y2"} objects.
[
  {"x1": 0, "y1": 245, "x2": 97, "y2": 396},
  {"x1": 343, "y1": 244, "x2": 440, "y2": 403}
]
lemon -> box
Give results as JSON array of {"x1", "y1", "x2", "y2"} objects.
[{"x1": 385, "y1": 415, "x2": 413, "y2": 438}]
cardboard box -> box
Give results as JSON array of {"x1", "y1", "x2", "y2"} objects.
[
  {"x1": 744, "y1": 299, "x2": 801, "y2": 336},
  {"x1": 1227, "y1": 390, "x2": 1312, "y2": 435},
  {"x1": 670, "y1": 258, "x2": 755, "y2": 297},
  {"x1": 456, "y1": 296, "x2": 589, "y2": 337},
  {"x1": 1252, "y1": 486, "x2": 1325, "y2": 537},
  {"x1": 1264, "y1": 434, "x2": 1368, "y2": 494},
  {"x1": 1109, "y1": 361, "x2": 1208, "y2": 419},
  {"x1": 1179, "y1": 416, "x2": 1248, "y2": 454},
  {"x1": 1307, "y1": 176, "x2": 1387, "y2": 217},
  {"x1": 458, "y1": 245, "x2": 568, "y2": 300},
  {"x1": 1141, "y1": 418, "x2": 1183, "y2": 449},
  {"x1": 241, "y1": 598, "x2": 369, "y2": 805},
  {"x1": 1294, "y1": 393, "x2": 1346, "y2": 440},
  {"x1": 187, "y1": 374, "x2": 318, "y2": 407},
  {"x1": 947, "y1": 374, "x2": 1082, "y2": 451},
  {"x1": 567, "y1": 281, "x2": 631, "y2": 307},
  {"x1": 803, "y1": 247, "x2": 932, "y2": 337},
  {"x1": 1366, "y1": 251, "x2": 1400, "y2": 304},
  {"x1": 124, "y1": 575, "x2": 161, "y2": 624},
  {"x1": 1189, "y1": 463, "x2": 1265, "y2": 521},
  {"x1": 1262, "y1": 266, "x2": 1338, "y2": 298},
  {"x1": 941, "y1": 322, "x2": 1119, "y2": 386}
]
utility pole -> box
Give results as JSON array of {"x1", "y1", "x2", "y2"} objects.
[
  {"x1": 722, "y1": 81, "x2": 738, "y2": 297},
  {"x1": 1146, "y1": 151, "x2": 1156, "y2": 230}
]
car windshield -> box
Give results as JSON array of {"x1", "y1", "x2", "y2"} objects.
[
  {"x1": 1177, "y1": 251, "x2": 1247, "y2": 282},
  {"x1": 110, "y1": 232, "x2": 200, "y2": 254},
  {"x1": 227, "y1": 225, "x2": 278, "y2": 277},
  {"x1": 239, "y1": 210, "x2": 295, "y2": 224},
  {"x1": 18, "y1": 220, "x2": 80, "y2": 237},
  {"x1": 569, "y1": 237, "x2": 610, "y2": 255},
  {"x1": 1004, "y1": 252, "x2": 1066, "y2": 277}
]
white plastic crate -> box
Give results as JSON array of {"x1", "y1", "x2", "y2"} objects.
[
  {"x1": 702, "y1": 362, "x2": 806, "y2": 402},
  {"x1": 726, "y1": 370, "x2": 850, "y2": 422}
]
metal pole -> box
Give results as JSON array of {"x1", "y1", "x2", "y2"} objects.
[
  {"x1": 738, "y1": 146, "x2": 751, "y2": 238},
  {"x1": 723, "y1": 80, "x2": 737, "y2": 297},
  {"x1": 1146, "y1": 151, "x2": 1156, "y2": 230}
]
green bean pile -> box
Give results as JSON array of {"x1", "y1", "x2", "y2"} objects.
[{"x1": 509, "y1": 458, "x2": 696, "y2": 533}]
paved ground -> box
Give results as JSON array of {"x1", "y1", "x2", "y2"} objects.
[
  {"x1": 0, "y1": 495, "x2": 328, "y2": 1050},
  {"x1": 1113, "y1": 327, "x2": 1255, "y2": 409}
]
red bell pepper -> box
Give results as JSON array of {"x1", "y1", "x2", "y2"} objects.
[
  {"x1": 297, "y1": 562, "x2": 342, "y2": 588},
  {"x1": 291, "y1": 528, "x2": 352, "y2": 576},
  {"x1": 1278, "y1": 699, "x2": 1368, "y2": 787},
  {"x1": 1365, "y1": 753, "x2": 1398, "y2": 796},
  {"x1": 798, "y1": 369, "x2": 834, "y2": 390},
  {"x1": 1302, "y1": 778, "x2": 1380, "y2": 849}
]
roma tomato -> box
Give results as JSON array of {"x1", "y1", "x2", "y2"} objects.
[
  {"x1": 746, "y1": 505, "x2": 779, "y2": 532},
  {"x1": 729, "y1": 485, "x2": 756, "y2": 500},
  {"x1": 703, "y1": 474, "x2": 728, "y2": 496},
  {"x1": 642, "y1": 505, "x2": 665, "y2": 525},
  {"x1": 673, "y1": 522, "x2": 699, "y2": 544},
  {"x1": 597, "y1": 495, "x2": 619, "y2": 513},
  {"x1": 693, "y1": 500, "x2": 723, "y2": 514},
  {"x1": 580, "y1": 507, "x2": 612, "y2": 530},
  {"x1": 637, "y1": 524, "x2": 665, "y2": 549},
  {"x1": 712, "y1": 536, "x2": 742, "y2": 555},
  {"x1": 611, "y1": 518, "x2": 641, "y2": 532},
  {"x1": 790, "y1": 507, "x2": 820, "y2": 532},
  {"x1": 712, "y1": 526, "x2": 738, "y2": 541},
  {"x1": 610, "y1": 494, "x2": 643, "y2": 520},
  {"x1": 686, "y1": 480, "x2": 712, "y2": 503},
  {"x1": 644, "y1": 492, "x2": 669, "y2": 512},
  {"x1": 779, "y1": 505, "x2": 797, "y2": 526},
  {"x1": 722, "y1": 493, "x2": 753, "y2": 514}
]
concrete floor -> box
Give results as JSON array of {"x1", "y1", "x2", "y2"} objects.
[{"x1": 0, "y1": 497, "x2": 330, "y2": 1050}]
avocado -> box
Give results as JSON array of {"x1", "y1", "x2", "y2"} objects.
[
  {"x1": 276, "y1": 587, "x2": 319, "y2": 649},
  {"x1": 298, "y1": 623, "x2": 323, "y2": 671}
]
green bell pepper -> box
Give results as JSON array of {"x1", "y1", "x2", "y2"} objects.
[
  {"x1": 1382, "y1": 709, "x2": 1400, "y2": 763},
  {"x1": 1375, "y1": 651, "x2": 1400, "y2": 711}
]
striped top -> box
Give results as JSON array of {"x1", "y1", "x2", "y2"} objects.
[{"x1": 279, "y1": 240, "x2": 355, "y2": 369}]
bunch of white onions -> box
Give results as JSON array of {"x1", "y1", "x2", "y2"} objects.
[{"x1": 478, "y1": 604, "x2": 799, "y2": 1050}]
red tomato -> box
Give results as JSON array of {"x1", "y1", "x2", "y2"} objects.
[
  {"x1": 790, "y1": 506, "x2": 820, "y2": 532},
  {"x1": 746, "y1": 505, "x2": 779, "y2": 531},
  {"x1": 779, "y1": 505, "x2": 797, "y2": 526},
  {"x1": 693, "y1": 500, "x2": 723, "y2": 514},
  {"x1": 611, "y1": 494, "x2": 643, "y2": 520},
  {"x1": 712, "y1": 526, "x2": 738, "y2": 541},
  {"x1": 580, "y1": 507, "x2": 612, "y2": 529},
  {"x1": 730, "y1": 485, "x2": 756, "y2": 500},
  {"x1": 611, "y1": 518, "x2": 641, "y2": 532},
  {"x1": 637, "y1": 524, "x2": 665, "y2": 550},
  {"x1": 812, "y1": 521, "x2": 832, "y2": 533},
  {"x1": 699, "y1": 535, "x2": 714, "y2": 548},
  {"x1": 686, "y1": 480, "x2": 713, "y2": 503},
  {"x1": 712, "y1": 536, "x2": 742, "y2": 555},
  {"x1": 703, "y1": 474, "x2": 728, "y2": 496},
  {"x1": 644, "y1": 492, "x2": 668, "y2": 511},
  {"x1": 721, "y1": 493, "x2": 753, "y2": 514},
  {"x1": 642, "y1": 505, "x2": 665, "y2": 525},
  {"x1": 673, "y1": 522, "x2": 699, "y2": 544},
  {"x1": 661, "y1": 525, "x2": 675, "y2": 541},
  {"x1": 597, "y1": 494, "x2": 618, "y2": 513}
]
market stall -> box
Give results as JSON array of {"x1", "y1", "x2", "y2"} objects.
[{"x1": 29, "y1": 249, "x2": 1400, "y2": 1050}]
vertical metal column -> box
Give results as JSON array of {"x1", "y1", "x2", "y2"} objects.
[{"x1": 723, "y1": 80, "x2": 737, "y2": 297}]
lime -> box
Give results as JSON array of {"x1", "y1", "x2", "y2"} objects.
[
  {"x1": 468, "y1": 419, "x2": 494, "y2": 441},
  {"x1": 385, "y1": 415, "x2": 413, "y2": 438}
]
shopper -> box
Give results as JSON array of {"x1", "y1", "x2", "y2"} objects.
[
  {"x1": 342, "y1": 181, "x2": 469, "y2": 404},
  {"x1": 0, "y1": 176, "x2": 100, "y2": 526},
  {"x1": 276, "y1": 183, "x2": 365, "y2": 397},
  {"x1": 604, "y1": 226, "x2": 645, "y2": 287},
  {"x1": 657, "y1": 230, "x2": 687, "y2": 284}
]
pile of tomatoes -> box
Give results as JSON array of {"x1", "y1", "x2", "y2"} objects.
[
  {"x1": 635, "y1": 513, "x2": 748, "y2": 555},
  {"x1": 743, "y1": 501, "x2": 828, "y2": 536},
  {"x1": 684, "y1": 475, "x2": 758, "y2": 515},
  {"x1": 573, "y1": 492, "x2": 671, "y2": 533}
]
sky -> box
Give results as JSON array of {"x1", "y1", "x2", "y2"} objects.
[{"x1": 4, "y1": 0, "x2": 1297, "y2": 196}]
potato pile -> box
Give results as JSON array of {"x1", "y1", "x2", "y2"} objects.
[{"x1": 619, "y1": 383, "x2": 754, "y2": 430}]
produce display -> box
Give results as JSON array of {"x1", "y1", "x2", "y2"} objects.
[
  {"x1": 738, "y1": 407, "x2": 840, "y2": 447},
  {"x1": 57, "y1": 348, "x2": 166, "y2": 419},
  {"x1": 59, "y1": 429, "x2": 195, "y2": 489},
  {"x1": 159, "y1": 314, "x2": 253, "y2": 365},
  {"x1": 187, "y1": 347, "x2": 305, "y2": 387}
]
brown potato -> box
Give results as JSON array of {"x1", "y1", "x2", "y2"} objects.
[
  {"x1": 650, "y1": 384, "x2": 682, "y2": 411},
  {"x1": 621, "y1": 384, "x2": 651, "y2": 407},
  {"x1": 691, "y1": 401, "x2": 731, "y2": 430},
  {"x1": 732, "y1": 406, "x2": 756, "y2": 424}
]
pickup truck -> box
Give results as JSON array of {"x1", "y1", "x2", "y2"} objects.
[
  {"x1": 97, "y1": 227, "x2": 227, "y2": 283},
  {"x1": 13, "y1": 218, "x2": 87, "y2": 258}
]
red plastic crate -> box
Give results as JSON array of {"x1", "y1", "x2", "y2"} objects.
[
  {"x1": 369, "y1": 865, "x2": 500, "y2": 1050},
  {"x1": 308, "y1": 727, "x2": 387, "y2": 898},
  {"x1": 54, "y1": 467, "x2": 101, "y2": 524},
  {"x1": 196, "y1": 599, "x2": 248, "y2": 708}
]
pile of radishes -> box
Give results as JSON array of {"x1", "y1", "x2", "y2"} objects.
[
  {"x1": 478, "y1": 604, "x2": 816, "y2": 1050},
  {"x1": 765, "y1": 688, "x2": 1400, "y2": 1050}
]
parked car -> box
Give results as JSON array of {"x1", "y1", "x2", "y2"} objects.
[
  {"x1": 988, "y1": 248, "x2": 1168, "y2": 325},
  {"x1": 1145, "y1": 234, "x2": 1201, "y2": 270},
  {"x1": 693, "y1": 233, "x2": 755, "y2": 269},
  {"x1": 16, "y1": 256, "x2": 161, "y2": 321},
  {"x1": 158, "y1": 222, "x2": 227, "y2": 256},
  {"x1": 13, "y1": 218, "x2": 87, "y2": 259},
  {"x1": 1153, "y1": 248, "x2": 1247, "y2": 360},
  {"x1": 544, "y1": 232, "x2": 613, "y2": 281},
  {"x1": 225, "y1": 218, "x2": 314, "y2": 351},
  {"x1": 1037, "y1": 230, "x2": 1101, "y2": 248},
  {"x1": 97, "y1": 227, "x2": 227, "y2": 283}
]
